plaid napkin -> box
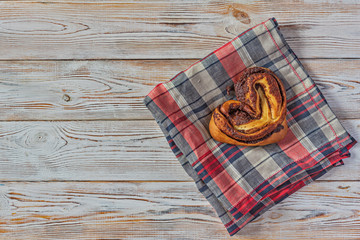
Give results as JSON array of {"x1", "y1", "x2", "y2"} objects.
[{"x1": 144, "y1": 18, "x2": 357, "y2": 236}]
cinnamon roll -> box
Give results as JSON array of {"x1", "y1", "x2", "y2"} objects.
[{"x1": 209, "y1": 67, "x2": 288, "y2": 146}]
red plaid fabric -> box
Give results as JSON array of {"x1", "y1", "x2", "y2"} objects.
[{"x1": 144, "y1": 18, "x2": 357, "y2": 236}]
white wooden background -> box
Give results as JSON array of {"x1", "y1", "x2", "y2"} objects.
[{"x1": 0, "y1": 0, "x2": 359, "y2": 239}]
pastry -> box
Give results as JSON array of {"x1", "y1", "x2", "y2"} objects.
[{"x1": 209, "y1": 67, "x2": 288, "y2": 146}]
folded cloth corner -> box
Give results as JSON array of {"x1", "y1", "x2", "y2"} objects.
[{"x1": 143, "y1": 17, "x2": 357, "y2": 236}]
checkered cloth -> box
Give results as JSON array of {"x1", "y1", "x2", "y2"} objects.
[{"x1": 144, "y1": 18, "x2": 357, "y2": 236}]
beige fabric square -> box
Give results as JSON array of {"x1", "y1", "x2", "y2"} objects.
[{"x1": 184, "y1": 62, "x2": 225, "y2": 109}]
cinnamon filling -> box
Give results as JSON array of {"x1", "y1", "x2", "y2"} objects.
[{"x1": 213, "y1": 67, "x2": 287, "y2": 144}]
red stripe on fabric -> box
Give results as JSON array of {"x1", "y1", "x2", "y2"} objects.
[
  {"x1": 228, "y1": 171, "x2": 316, "y2": 235},
  {"x1": 287, "y1": 83, "x2": 315, "y2": 103},
  {"x1": 262, "y1": 23, "x2": 341, "y2": 147},
  {"x1": 227, "y1": 137, "x2": 334, "y2": 215},
  {"x1": 288, "y1": 98, "x2": 325, "y2": 122},
  {"x1": 197, "y1": 154, "x2": 219, "y2": 175},
  {"x1": 148, "y1": 81, "x2": 176, "y2": 102},
  {"x1": 147, "y1": 82, "x2": 164, "y2": 99},
  {"x1": 172, "y1": 115, "x2": 188, "y2": 126},
  {"x1": 228, "y1": 166, "x2": 324, "y2": 234},
  {"x1": 230, "y1": 135, "x2": 350, "y2": 218},
  {"x1": 302, "y1": 135, "x2": 349, "y2": 163},
  {"x1": 344, "y1": 139, "x2": 357, "y2": 151},
  {"x1": 278, "y1": 128, "x2": 310, "y2": 162},
  {"x1": 197, "y1": 153, "x2": 248, "y2": 206},
  {"x1": 192, "y1": 150, "x2": 213, "y2": 167},
  {"x1": 327, "y1": 149, "x2": 342, "y2": 163},
  {"x1": 213, "y1": 170, "x2": 247, "y2": 206},
  {"x1": 227, "y1": 143, "x2": 353, "y2": 235},
  {"x1": 208, "y1": 147, "x2": 247, "y2": 177},
  {"x1": 259, "y1": 135, "x2": 351, "y2": 195},
  {"x1": 196, "y1": 151, "x2": 247, "y2": 207},
  {"x1": 192, "y1": 142, "x2": 222, "y2": 167},
  {"x1": 151, "y1": 84, "x2": 247, "y2": 206},
  {"x1": 197, "y1": 145, "x2": 236, "y2": 175},
  {"x1": 228, "y1": 134, "x2": 350, "y2": 216},
  {"x1": 151, "y1": 84, "x2": 209, "y2": 159},
  {"x1": 215, "y1": 43, "x2": 246, "y2": 83},
  {"x1": 207, "y1": 156, "x2": 227, "y2": 177},
  {"x1": 234, "y1": 195, "x2": 257, "y2": 214},
  {"x1": 262, "y1": 135, "x2": 350, "y2": 196},
  {"x1": 166, "y1": 108, "x2": 183, "y2": 121},
  {"x1": 205, "y1": 146, "x2": 246, "y2": 179},
  {"x1": 288, "y1": 91, "x2": 321, "y2": 114},
  {"x1": 202, "y1": 146, "x2": 247, "y2": 179},
  {"x1": 226, "y1": 132, "x2": 339, "y2": 215},
  {"x1": 270, "y1": 180, "x2": 305, "y2": 203},
  {"x1": 267, "y1": 147, "x2": 350, "y2": 204}
]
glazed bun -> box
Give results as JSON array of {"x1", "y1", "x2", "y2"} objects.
[{"x1": 209, "y1": 67, "x2": 288, "y2": 146}]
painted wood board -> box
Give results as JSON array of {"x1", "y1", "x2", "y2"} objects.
[
  {"x1": 0, "y1": 0, "x2": 359, "y2": 60},
  {"x1": 0, "y1": 119, "x2": 357, "y2": 181},
  {"x1": 0, "y1": 181, "x2": 358, "y2": 239},
  {"x1": 0, "y1": 59, "x2": 358, "y2": 121}
]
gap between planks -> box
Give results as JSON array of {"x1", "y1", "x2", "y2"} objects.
[{"x1": 0, "y1": 0, "x2": 359, "y2": 60}]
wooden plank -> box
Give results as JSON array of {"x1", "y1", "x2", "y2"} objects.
[
  {"x1": 0, "y1": 119, "x2": 357, "y2": 181},
  {"x1": 0, "y1": 181, "x2": 358, "y2": 239},
  {"x1": 0, "y1": 59, "x2": 358, "y2": 120},
  {"x1": 0, "y1": 1, "x2": 359, "y2": 60}
]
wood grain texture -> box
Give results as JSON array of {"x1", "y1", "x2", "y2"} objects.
[
  {"x1": 0, "y1": 1, "x2": 359, "y2": 238},
  {"x1": 0, "y1": 0, "x2": 359, "y2": 60},
  {"x1": 0, "y1": 59, "x2": 358, "y2": 120},
  {"x1": 0, "y1": 119, "x2": 357, "y2": 181},
  {"x1": 0, "y1": 181, "x2": 358, "y2": 239}
]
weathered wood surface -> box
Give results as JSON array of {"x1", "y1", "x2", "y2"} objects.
[
  {"x1": 0, "y1": 0, "x2": 359, "y2": 239},
  {"x1": 0, "y1": 119, "x2": 358, "y2": 181},
  {"x1": 0, "y1": 0, "x2": 359, "y2": 60},
  {"x1": 0, "y1": 59, "x2": 358, "y2": 120},
  {"x1": 0, "y1": 181, "x2": 358, "y2": 239}
]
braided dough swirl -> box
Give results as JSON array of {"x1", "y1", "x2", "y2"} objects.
[{"x1": 209, "y1": 67, "x2": 288, "y2": 146}]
